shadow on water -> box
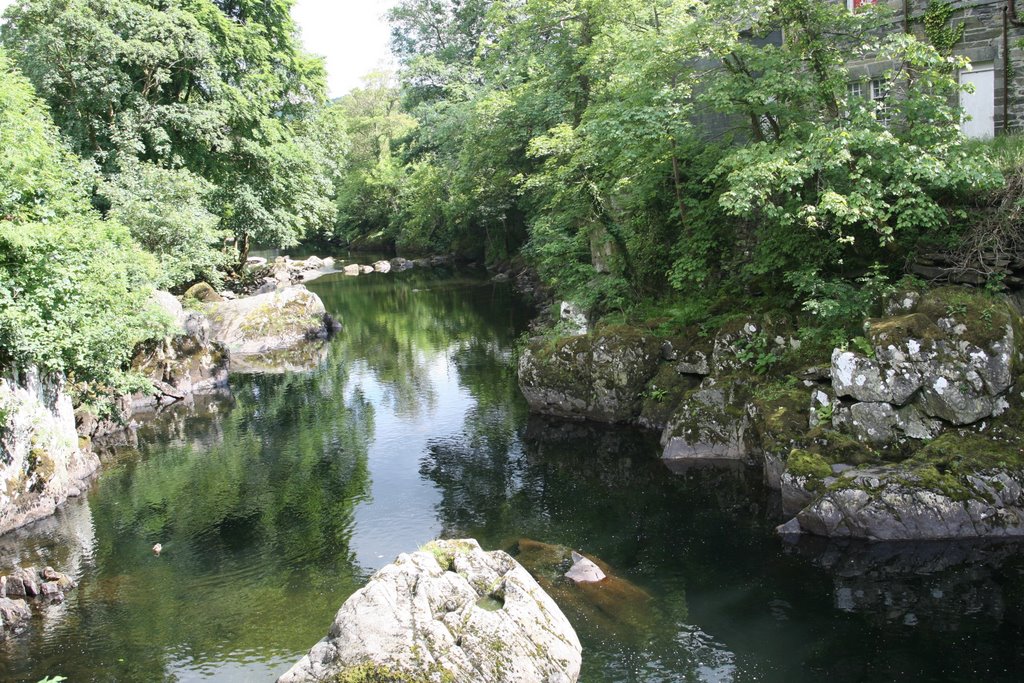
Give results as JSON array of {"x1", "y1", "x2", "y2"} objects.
[{"x1": 2, "y1": 264, "x2": 1024, "y2": 681}]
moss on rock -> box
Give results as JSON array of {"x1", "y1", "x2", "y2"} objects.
[
  {"x1": 787, "y1": 449, "x2": 832, "y2": 480},
  {"x1": 334, "y1": 662, "x2": 433, "y2": 683}
]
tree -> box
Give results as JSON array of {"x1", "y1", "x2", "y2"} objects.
[
  {"x1": 99, "y1": 161, "x2": 228, "y2": 290},
  {"x1": 1, "y1": 0, "x2": 332, "y2": 264},
  {"x1": 0, "y1": 48, "x2": 160, "y2": 389},
  {"x1": 703, "y1": 0, "x2": 998, "y2": 289}
]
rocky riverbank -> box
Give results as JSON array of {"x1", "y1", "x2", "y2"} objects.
[
  {"x1": 3, "y1": 263, "x2": 342, "y2": 536},
  {"x1": 518, "y1": 286, "x2": 1024, "y2": 541}
]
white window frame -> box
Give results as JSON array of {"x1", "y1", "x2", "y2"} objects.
[{"x1": 871, "y1": 78, "x2": 890, "y2": 126}]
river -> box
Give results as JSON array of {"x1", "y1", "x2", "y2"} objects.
[{"x1": 1, "y1": 263, "x2": 1023, "y2": 681}]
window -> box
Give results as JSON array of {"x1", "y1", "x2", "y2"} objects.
[
  {"x1": 847, "y1": 0, "x2": 878, "y2": 10},
  {"x1": 847, "y1": 82, "x2": 863, "y2": 100},
  {"x1": 871, "y1": 78, "x2": 890, "y2": 126}
]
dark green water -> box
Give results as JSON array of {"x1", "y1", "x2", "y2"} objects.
[{"x1": 3, "y1": 265, "x2": 1024, "y2": 682}]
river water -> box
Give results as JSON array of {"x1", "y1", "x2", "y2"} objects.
[{"x1": 2, "y1": 264, "x2": 1024, "y2": 682}]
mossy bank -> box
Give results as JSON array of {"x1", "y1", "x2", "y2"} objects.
[{"x1": 517, "y1": 286, "x2": 1024, "y2": 541}]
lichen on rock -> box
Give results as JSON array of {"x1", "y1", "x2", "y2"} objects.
[
  {"x1": 517, "y1": 328, "x2": 661, "y2": 423},
  {"x1": 206, "y1": 285, "x2": 333, "y2": 356},
  {"x1": 278, "y1": 539, "x2": 581, "y2": 683}
]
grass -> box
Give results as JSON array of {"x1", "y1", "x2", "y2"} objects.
[{"x1": 966, "y1": 133, "x2": 1024, "y2": 176}]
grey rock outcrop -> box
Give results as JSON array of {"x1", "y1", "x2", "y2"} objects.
[
  {"x1": 790, "y1": 464, "x2": 1024, "y2": 541},
  {"x1": 518, "y1": 331, "x2": 661, "y2": 423},
  {"x1": 661, "y1": 378, "x2": 754, "y2": 462},
  {"x1": 278, "y1": 539, "x2": 581, "y2": 683},
  {"x1": 206, "y1": 286, "x2": 332, "y2": 355},
  {"x1": 0, "y1": 369, "x2": 99, "y2": 536},
  {"x1": 0, "y1": 597, "x2": 31, "y2": 632},
  {"x1": 559, "y1": 301, "x2": 588, "y2": 335},
  {"x1": 131, "y1": 291, "x2": 229, "y2": 409},
  {"x1": 830, "y1": 288, "x2": 1022, "y2": 442}
]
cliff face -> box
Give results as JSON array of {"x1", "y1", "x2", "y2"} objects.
[{"x1": 0, "y1": 368, "x2": 98, "y2": 536}]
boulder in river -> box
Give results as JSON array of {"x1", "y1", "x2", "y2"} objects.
[
  {"x1": 0, "y1": 597, "x2": 31, "y2": 632},
  {"x1": 131, "y1": 291, "x2": 229, "y2": 409},
  {"x1": 343, "y1": 264, "x2": 361, "y2": 276},
  {"x1": 206, "y1": 286, "x2": 333, "y2": 355},
  {"x1": 182, "y1": 281, "x2": 223, "y2": 303},
  {"x1": 517, "y1": 329, "x2": 662, "y2": 423},
  {"x1": 373, "y1": 260, "x2": 392, "y2": 273},
  {"x1": 564, "y1": 551, "x2": 605, "y2": 583},
  {"x1": 278, "y1": 538, "x2": 581, "y2": 683}
]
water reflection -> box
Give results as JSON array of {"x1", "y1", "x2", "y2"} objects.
[
  {"x1": 2, "y1": 266, "x2": 1024, "y2": 682},
  {"x1": 784, "y1": 536, "x2": 1024, "y2": 628}
]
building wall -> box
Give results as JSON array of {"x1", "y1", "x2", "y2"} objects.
[{"x1": 846, "y1": 0, "x2": 1024, "y2": 133}]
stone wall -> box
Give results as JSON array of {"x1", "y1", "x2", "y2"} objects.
[{"x1": 846, "y1": 0, "x2": 1024, "y2": 132}]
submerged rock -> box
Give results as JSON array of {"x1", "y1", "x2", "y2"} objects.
[
  {"x1": 278, "y1": 539, "x2": 581, "y2": 683},
  {"x1": 514, "y1": 539, "x2": 652, "y2": 641},
  {"x1": 206, "y1": 286, "x2": 332, "y2": 355},
  {"x1": 564, "y1": 551, "x2": 606, "y2": 584}
]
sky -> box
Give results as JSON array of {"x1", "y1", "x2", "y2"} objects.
[
  {"x1": 0, "y1": 0, "x2": 395, "y2": 97},
  {"x1": 293, "y1": 0, "x2": 395, "y2": 96}
]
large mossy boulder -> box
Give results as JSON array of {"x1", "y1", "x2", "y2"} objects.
[
  {"x1": 660, "y1": 377, "x2": 755, "y2": 462},
  {"x1": 779, "y1": 416, "x2": 1024, "y2": 540},
  {"x1": 131, "y1": 292, "x2": 229, "y2": 409},
  {"x1": 182, "y1": 281, "x2": 223, "y2": 303},
  {"x1": 517, "y1": 328, "x2": 661, "y2": 423},
  {"x1": 278, "y1": 539, "x2": 581, "y2": 683},
  {"x1": 206, "y1": 286, "x2": 331, "y2": 355}
]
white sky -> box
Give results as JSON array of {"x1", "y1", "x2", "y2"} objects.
[
  {"x1": 294, "y1": 0, "x2": 395, "y2": 96},
  {"x1": 0, "y1": 0, "x2": 395, "y2": 97}
]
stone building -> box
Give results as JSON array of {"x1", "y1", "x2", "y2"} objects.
[{"x1": 847, "y1": 0, "x2": 1024, "y2": 137}]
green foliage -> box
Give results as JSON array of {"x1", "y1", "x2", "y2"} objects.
[
  {"x1": 922, "y1": 1, "x2": 964, "y2": 57},
  {"x1": 371, "y1": 0, "x2": 1000, "y2": 328},
  {"x1": 0, "y1": 49, "x2": 161, "y2": 386},
  {"x1": 99, "y1": 161, "x2": 228, "y2": 289},
  {"x1": 732, "y1": 332, "x2": 783, "y2": 375},
  {"x1": 710, "y1": 3, "x2": 997, "y2": 276},
  {"x1": 786, "y1": 265, "x2": 896, "y2": 347},
  {"x1": 1, "y1": 0, "x2": 334, "y2": 254}
]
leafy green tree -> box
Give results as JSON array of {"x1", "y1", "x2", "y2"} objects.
[
  {"x1": 99, "y1": 161, "x2": 228, "y2": 290},
  {"x1": 704, "y1": 0, "x2": 998, "y2": 286},
  {"x1": 1, "y1": 0, "x2": 332, "y2": 263},
  {"x1": 0, "y1": 49, "x2": 160, "y2": 388}
]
